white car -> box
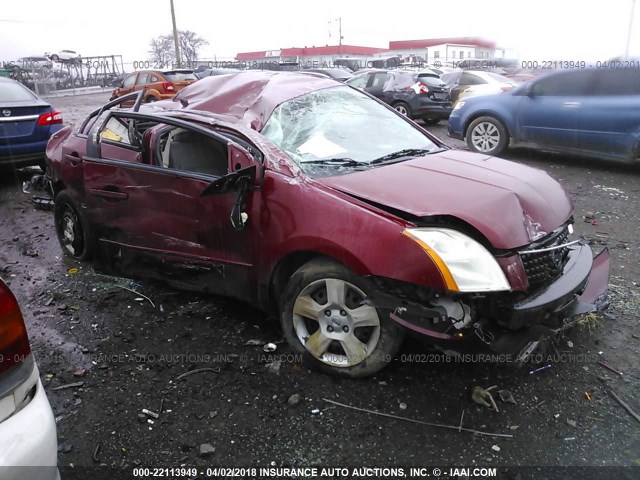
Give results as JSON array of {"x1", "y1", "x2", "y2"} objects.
[
  {"x1": 0, "y1": 279, "x2": 59, "y2": 480},
  {"x1": 45, "y1": 50, "x2": 81, "y2": 62}
]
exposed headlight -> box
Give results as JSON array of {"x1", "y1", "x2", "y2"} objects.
[
  {"x1": 452, "y1": 101, "x2": 466, "y2": 111},
  {"x1": 403, "y1": 228, "x2": 511, "y2": 292}
]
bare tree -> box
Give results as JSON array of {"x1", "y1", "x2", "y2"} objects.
[
  {"x1": 148, "y1": 30, "x2": 208, "y2": 68},
  {"x1": 148, "y1": 35, "x2": 174, "y2": 68}
]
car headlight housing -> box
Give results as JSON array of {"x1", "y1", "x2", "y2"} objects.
[
  {"x1": 452, "y1": 101, "x2": 465, "y2": 111},
  {"x1": 403, "y1": 228, "x2": 510, "y2": 292}
]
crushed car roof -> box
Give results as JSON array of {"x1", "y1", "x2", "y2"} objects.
[{"x1": 167, "y1": 71, "x2": 340, "y2": 131}]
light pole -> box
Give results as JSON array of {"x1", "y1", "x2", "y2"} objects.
[
  {"x1": 170, "y1": 0, "x2": 182, "y2": 67},
  {"x1": 626, "y1": 0, "x2": 636, "y2": 58}
]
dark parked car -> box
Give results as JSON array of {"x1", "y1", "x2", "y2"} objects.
[
  {"x1": 111, "y1": 69, "x2": 197, "y2": 103},
  {"x1": 346, "y1": 69, "x2": 452, "y2": 123},
  {"x1": 0, "y1": 77, "x2": 63, "y2": 168},
  {"x1": 448, "y1": 67, "x2": 640, "y2": 161},
  {"x1": 45, "y1": 72, "x2": 609, "y2": 378},
  {"x1": 443, "y1": 70, "x2": 516, "y2": 104},
  {"x1": 303, "y1": 68, "x2": 354, "y2": 82}
]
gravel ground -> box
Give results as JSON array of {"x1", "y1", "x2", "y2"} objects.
[{"x1": 0, "y1": 92, "x2": 638, "y2": 479}]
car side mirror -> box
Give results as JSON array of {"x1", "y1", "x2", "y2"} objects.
[
  {"x1": 201, "y1": 165, "x2": 257, "y2": 231},
  {"x1": 200, "y1": 164, "x2": 256, "y2": 196},
  {"x1": 523, "y1": 83, "x2": 534, "y2": 97}
]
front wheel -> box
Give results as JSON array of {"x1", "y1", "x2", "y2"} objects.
[
  {"x1": 280, "y1": 259, "x2": 404, "y2": 378},
  {"x1": 466, "y1": 116, "x2": 509, "y2": 156},
  {"x1": 54, "y1": 191, "x2": 94, "y2": 261}
]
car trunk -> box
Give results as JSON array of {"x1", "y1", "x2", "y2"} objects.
[
  {"x1": 0, "y1": 103, "x2": 52, "y2": 145},
  {"x1": 163, "y1": 72, "x2": 197, "y2": 93}
]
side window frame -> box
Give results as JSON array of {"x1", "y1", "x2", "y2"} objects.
[{"x1": 87, "y1": 111, "x2": 261, "y2": 182}]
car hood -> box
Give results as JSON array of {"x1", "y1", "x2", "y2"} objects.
[{"x1": 317, "y1": 150, "x2": 572, "y2": 249}]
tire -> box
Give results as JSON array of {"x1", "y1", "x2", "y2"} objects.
[
  {"x1": 280, "y1": 258, "x2": 404, "y2": 378},
  {"x1": 466, "y1": 116, "x2": 509, "y2": 156},
  {"x1": 393, "y1": 102, "x2": 412, "y2": 118},
  {"x1": 423, "y1": 118, "x2": 440, "y2": 125},
  {"x1": 54, "y1": 191, "x2": 94, "y2": 261}
]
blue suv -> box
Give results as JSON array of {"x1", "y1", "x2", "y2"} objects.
[{"x1": 448, "y1": 68, "x2": 640, "y2": 162}]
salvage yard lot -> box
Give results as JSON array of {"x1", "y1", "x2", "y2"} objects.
[{"x1": 1, "y1": 93, "x2": 639, "y2": 476}]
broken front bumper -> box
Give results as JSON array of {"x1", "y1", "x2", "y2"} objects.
[{"x1": 388, "y1": 246, "x2": 611, "y2": 362}]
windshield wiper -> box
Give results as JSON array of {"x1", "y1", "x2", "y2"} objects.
[
  {"x1": 300, "y1": 158, "x2": 363, "y2": 167},
  {"x1": 370, "y1": 148, "x2": 434, "y2": 165}
]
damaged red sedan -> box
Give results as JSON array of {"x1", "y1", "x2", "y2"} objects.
[{"x1": 44, "y1": 72, "x2": 610, "y2": 377}]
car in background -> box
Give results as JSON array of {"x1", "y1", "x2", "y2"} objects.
[
  {"x1": 15, "y1": 57, "x2": 53, "y2": 70},
  {"x1": 45, "y1": 72, "x2": 610, "y2": 378},
  {"x1": 303, "y1": 68, "x2": 353, "y2": 82},
  {"x1": 443, "y1": 70, "x2": 517, "y2": 104},
  {"x1": 0, "y1": 77, "x2": 64, "y2": 169},
  {"x1": 347, "y1": 69, "x2": 451, "y2": 123},
  {"x1": 0, "y1": 278, "x2": 59, "y2": 480},
  {"x1": 110, "y1": 69, "x2": 197, "y2": 103},
  {"x1": 448, "y1": 67, "x2": 640, "y2": 161},
  {"x1": 44, "y1": 50, "x2": 81, "y2": 62},
  {"x1": 195, "y1": 68, "x2": 241, "y2": 79}
]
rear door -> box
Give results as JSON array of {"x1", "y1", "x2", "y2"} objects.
[
  {"x1": 515, "y1": 70, "x2": 595, "y2": 149},
  {"x1": 577, "y1": 69, "x2": 640, "y2": 159},
  {"x1": 365, "y1": 72, "x2": 392, "y2": 102},
  {"x1": 82, "y1": 112, "x2": 259, "y2": 300},
  {"x1": 451, "y1": 71, "x2": 485, "y2": 102}
]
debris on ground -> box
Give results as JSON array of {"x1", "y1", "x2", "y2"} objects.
[
  {"x1": 608, "y1": 389, "x2": 640, "y2": 424},
  {"x1": 199, "y1": 443, "x2": 215, "y2": 457},
  {"x1": 323, "y1": 398, "x2": 512, "y2": 438},
  {"x1": 529, "y1": 364, "x2": 553, "y2": 375},
  {"x1": 491, "y1": 445, "x2": 501, "y2": 452},
  {"x1": 471, "y1": 386, "x2": 499, "y2": 412},
  {"x1": 142, "y1": 408, "x2": 159, "y2": 419},
  {"x1": 288, "y1": 394, "x2": 302, "y2": 407},
  {"x1": 263, "y1": 342, "x2": 277, "y2": 352},
  {"x1": 598, "y1": 360, "x2": 623, "y2": 376},
  {"x1": 175, "y1": 367, "x2": 221, "y2": 381},
  {"x1": 566, "y1": 419, "x2": 577, "y2": 427},
  {"x1": 498, "y1": 389, "x2": 517, "y2": 405},
  {"x1": 52, "y1": 381, "x2": 85, "y2": 391}
]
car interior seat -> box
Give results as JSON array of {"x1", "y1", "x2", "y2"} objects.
[{"x1": 168, "y1": 130, "x2": 228, "y2": 177}]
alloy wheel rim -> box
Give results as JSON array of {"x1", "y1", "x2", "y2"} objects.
[
  {"x1": 292, "y1": 278, "x2": 380, "y2": 367},
  {"x1": 395, "y1": 105, "x2": 408, "y2": 116},
  {"x1": 60, "y1": 207, "x2": 81, "y2": 256},
  {"x1": 471, "y1": 122, "x2": 500, "y2": 152}
]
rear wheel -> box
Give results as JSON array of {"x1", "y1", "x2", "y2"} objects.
[
  {"x1": 54, "y1": 191, "x2": 94, "y2": 261},
  {"x1": 393, "y1": 102, "x2": 412, "y2": 118},
  {"x1": 423, "y1": 118, "x2": 440, "y2": 125},
  {"x1": 466, "y1": 116, "x2": 509, "y2": 156},
  {"x1": 280, "y1": 259, "x2": 404, "y2": 378}
]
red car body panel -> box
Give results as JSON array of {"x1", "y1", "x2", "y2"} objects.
[{"x1": 319, "y1": 149, "x2": 573, "y2": 250}]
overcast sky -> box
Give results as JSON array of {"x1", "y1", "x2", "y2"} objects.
[{"x1": 1, "y1": 0, "x2": 638, "y2": 65}]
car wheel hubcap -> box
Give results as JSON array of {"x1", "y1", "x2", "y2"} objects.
[
  {"x1": 471, "y1": 122, "x2": 500, "y2": 152},
  {"x1": 292, "y1": 278, "x2": 380, "y2": 367},
  {"x1": 395, "y1": 105, "x2": 408, "y2": 116}
]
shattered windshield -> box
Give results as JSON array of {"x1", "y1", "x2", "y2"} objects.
[{"x1": 261, "y1": 85, "x2": 440, "y2": 177}]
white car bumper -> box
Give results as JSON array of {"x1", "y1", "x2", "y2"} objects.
[{"x1": 0, "y1": 364, "x2": 59, "y2": 480}]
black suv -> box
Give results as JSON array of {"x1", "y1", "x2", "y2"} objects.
[{"x1": 346, "y1": 69, "x2": 452, "y2": 123}]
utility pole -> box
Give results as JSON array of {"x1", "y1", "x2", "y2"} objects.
[
  {"x1": 625, "y1": 0, "x2": 636, "y2": 58},
  {"x1": 170, "y1": 0, "x2": 182, "y2": 67}
]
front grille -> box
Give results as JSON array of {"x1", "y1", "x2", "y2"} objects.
[{"x1": 520, "y1": 226, "x2": 571, "y2": 289}]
